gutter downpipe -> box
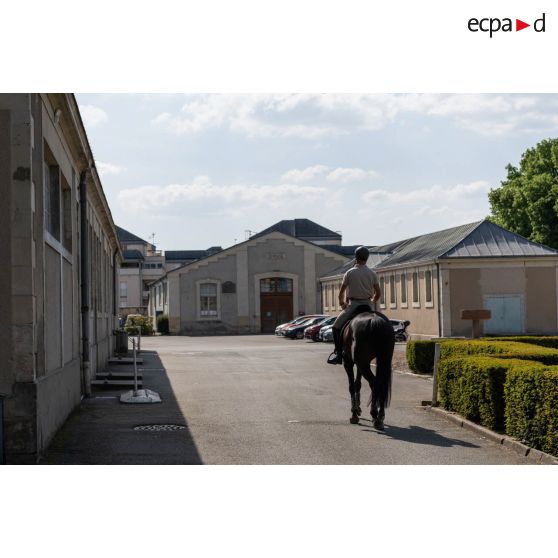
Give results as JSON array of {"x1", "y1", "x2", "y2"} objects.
[
  {"x1": 436, "y1": 261, "x2": 442, "y2": 338},
  {"x1": 79, "y1": 170, "x2": 91, "y2": 397}
]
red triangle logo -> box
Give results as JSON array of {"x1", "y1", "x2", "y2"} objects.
[{"x1": 516, "y1": 19, "x2": 530, "y2": 31}]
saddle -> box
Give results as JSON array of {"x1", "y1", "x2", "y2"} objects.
[{"x1": 341, "y1": 305, "x2": 377, "y2": 337}]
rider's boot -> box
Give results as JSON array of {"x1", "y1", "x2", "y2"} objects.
[{"x1": 327, "y1": 327, "x2": 343, "y2": 365}]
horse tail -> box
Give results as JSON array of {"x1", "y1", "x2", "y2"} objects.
[{"x1": 370, "y1": 315, "x2": 394, "y2": 409}]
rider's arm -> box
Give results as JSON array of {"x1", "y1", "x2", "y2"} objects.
[
  {"x1": 338, "y1": 283, "x2": 348, "y2": 309},
  {"x1": 372, "y1": 282, "x2": 381, "y2": 303}
]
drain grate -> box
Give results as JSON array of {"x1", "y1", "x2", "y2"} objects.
[{"x1": 134, "y1": 424, "x2": 186, "y2": 432}]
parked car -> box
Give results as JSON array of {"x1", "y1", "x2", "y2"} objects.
[
  {"x1": 320, "y1": 324, "x2": 334, "y2": 342},
  {"x1": 284, "y1": 316, "x2": 328, "y2": 339},
  {"x1": 275, "y1": 315, "x2": 320, "y2": 336},
  {"x1": 304, "y1": 316, "x2": 335, "y2": 341}
]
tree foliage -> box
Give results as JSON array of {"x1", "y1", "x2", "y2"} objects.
[{"x1": 489, "y1": 138, "x2": 558, "y2": 249}]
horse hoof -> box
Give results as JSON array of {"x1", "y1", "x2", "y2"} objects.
[
  {"x1": 350, "y1": 415, "x2": 360, "y2": 424},
  {"x1": 373, "y1": 419, "x2": 384, "y2": 431}
]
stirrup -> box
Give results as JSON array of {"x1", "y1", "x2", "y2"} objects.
[{"x1": 327, "y1": 351, "x2": 343, "y2": 365}]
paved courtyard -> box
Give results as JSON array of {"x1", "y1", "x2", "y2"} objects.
[{"x1": 43, "y1": 335, "x2": 535, "y2": 464}]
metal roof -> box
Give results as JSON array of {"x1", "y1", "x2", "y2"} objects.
[
  {"x1": 441, "y1": 220, "x2": 558, "y2": 258},
  {"x1": 374, "y1": 221, "x2": 482, "y2": 268},
  {"x1": 321, "y1": 220, "x2": 558, "y2": 279},
  {"x1": 253, "y1": 219, "x2": 341, "y2": 241},
  {"x1": 165, "y1": 248, "x2": 222, "y2": 261},
  {"x1": 320, "y1": 252, "x2": 391, "y2": 279},
  {"x1": 116, "y1": 226, "x2": 147, "y2": 244},
  {"x1": 123, "y1": 249, "x2": 144, "y2": 261}
]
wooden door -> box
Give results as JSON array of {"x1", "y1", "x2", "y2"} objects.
[{"x1": 260, "y1": 278, "x2": 294, "y2": 333}]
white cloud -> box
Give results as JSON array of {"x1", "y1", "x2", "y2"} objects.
[
  {"x1": 280, "y1": 165, "x2": 329, "y2": 183},
  {"x1": 117, "y1": 176, "x2": 326, "y2": 214},
  {"x1": 151, "y1": 93, "x2": 555, "y2": 139},
  {"x1": 326, "y1": 167, "x2": 377, "y2": 182},
  {"x1": 96, "y1": 162, "x2": 126, "y2": 177},
  {"x1": 362, "y1": 180, "x2": 490, "y2": 205},
  {"x1": 79, "y1": 104, "x2": 108, "y2": 128},
  {"x1": 280, "y1": 165, "x2": 377, "y2": 183}
]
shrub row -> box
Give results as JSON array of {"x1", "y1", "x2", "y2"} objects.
[
  {"x1": 406, "y1": 337, "x2": 558, "y2": 374},
  {"x1": 489, "y1": 336, "x2": 558, "y2": 350},
  {"x1": 437, "y1": 354, "x2": 558, "y2": 456},
  {"x1": 437, "y1": 356, "x2": 541, "y2": 430},
  {"x1": 505, "y1": 366, "x2": 558, "y2": 456},
  {"x1": 124, "y1": 314, "x2": 154, "y2": 336},
  {"x1": 157, "y1": 314, "x2": 169, "y2": 335}
]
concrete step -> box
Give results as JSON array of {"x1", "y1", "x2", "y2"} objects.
[
  {"x1": 95, "y1": 371, "x2": 144, "y2": 380},
  {"x1": 91, "y1": 379, "x2": 143, "y2": 387},
  {"x1": 109, "y1": 357, "x2": 144, "y2": 365}
]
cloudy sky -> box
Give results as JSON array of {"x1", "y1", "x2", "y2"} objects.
[{"x1": 77, "y1": 94, "x2": 558, "y2": 251}]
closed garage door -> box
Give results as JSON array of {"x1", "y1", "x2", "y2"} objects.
[{"x1": 483, "y1": 295, "x2": 523, "y2": 335}]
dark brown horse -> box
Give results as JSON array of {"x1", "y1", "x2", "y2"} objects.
[{"x1": 341, "y1": 309, "x2": 395, "y2": 430}]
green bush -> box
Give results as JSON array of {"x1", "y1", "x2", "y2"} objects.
[
  {"x1": 156, "y1": 314, "x2": 169, "y2": 335},
  {"x1": 440, "y1": 340, "x2": 558, "y2": 366},
  {"x1": 505, "y1": 365, "x2": 558, "y2": 455},
  {"x1": 124, "y1": 314, "x2": 153, "y2": 336},
  {"x1": 437, "y1": 356, "x2": 521, "y2": 430},
  {"x1": 406, "y1": 340, "x2": 436, "y2": 373},
  {"x1": 488, "y1": 336, "x2": 558, "y2": 350}
]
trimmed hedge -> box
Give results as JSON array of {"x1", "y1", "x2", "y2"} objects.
[
  {"x1": 124, "y1": 314, "x2": 153, "y2": 336},
  {"x1": 156, "y1": 314, "x2": 169, "y2": 335},
  {"x1": 505, "y1": 365, "x2": 558, "y2": 455},
  {"x1": 489, "y1": 336, "x2": 558, "y2": 350},
  {"x1": 440, "y1": 340, "x2": 558, "y2": 366},
  {"x1": 406, "y1": 341, "x2": 436, "y2": 373},
  {"x1": 437, "y1": 356, "x2": 524, "y2": 430},
  {"x1": 406, "y1": 337, "x2": 558, "y2": 373}
]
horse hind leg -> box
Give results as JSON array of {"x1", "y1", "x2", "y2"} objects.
[{"x1": 344, "y1": 360, "x2": 360, "y2": 425}]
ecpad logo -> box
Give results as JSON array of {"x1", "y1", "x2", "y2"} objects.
[{"x1": 468, "y1": 13, "x2": 546, "y2": 37}]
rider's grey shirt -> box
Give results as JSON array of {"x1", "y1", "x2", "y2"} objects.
[{"x1": 342, "y1": 265, "x2": 379, "y2": 300}]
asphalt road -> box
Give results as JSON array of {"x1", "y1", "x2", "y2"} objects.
[{"x1": 44, "y1": 335, "x2": 534, "y2": 464}]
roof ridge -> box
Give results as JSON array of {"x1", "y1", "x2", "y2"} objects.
[{"x1": 437, "y1": 220, "x2": 484, "y2": 259}]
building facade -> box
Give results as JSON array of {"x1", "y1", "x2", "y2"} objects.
[
  {"x1": 117, "y1": 226, "x2": 222, "y2": 319},
  {"x1": 0, "y1": 94, "x2": 121, "y2": 463},
  {"x1": 320, "y1": 220, "x2": 558, "y2": 338},
  {"x1": 149, "y1": 221, "x2": 349, "y2": 334}
]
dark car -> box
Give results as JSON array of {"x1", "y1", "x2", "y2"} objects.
[
  {"x1": 284, "y1": 316, "x2": 328, "y2": 339},
  {"x1": 275, "y1": 315, "x2": 322, "y2": 336},
  {"x1": 304, "y1": 316, "x2": 335, "y2": 341}
]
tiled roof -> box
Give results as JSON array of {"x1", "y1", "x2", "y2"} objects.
[
  {"x1": 320, "y1": 251, "x2": 391, "y2": 279},
  {"x1": 123, "y1": 249, "x2": 144, "y2": 261},
  {"x1": 116, "y1": 226, "x2": 147, "y2": 244},
  {"x1": 374, "y1": 222, "x2": 482, "y2": 269},
  {"x1": 165, "y1": 247, "x2": 223, "y2": 261},
  {"x1": 320, "y1": 220, "x2": 558, "y2": 278},
  {"x1": 441, "y1": 220, "x2": 558, "y2": 258},
  {"x1": 253, "y1": 219, "x2": 341, "y2": 241}
]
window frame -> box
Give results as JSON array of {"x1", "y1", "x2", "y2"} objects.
[
  {"x1": 379, "y1": 276, "x2": 386, "y2": 309},
  {"x1": 400, "y1": 272, "x2": 408, "y2": 308},
  {"x1": 197, "y1": 279, "x2": 221, "y2": 320},
  {"x1": 389, "y1": 274, "x2": 397, "y2": 308},
  {"x1": 412, "y1": 271, "x2": 420, "y2": 308},
  {"x1": 425, "y1": 269, "x2": 434, "y2": 308}
]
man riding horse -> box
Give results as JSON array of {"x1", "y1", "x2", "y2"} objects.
[{"x1": 327, "y1": 246, "x2": 381, "y2": 365}]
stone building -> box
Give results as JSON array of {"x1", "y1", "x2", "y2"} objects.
[
  {"x1": 320, "y1": 220, "x2": 558, "y2": 338},
  {"x1": 149, "y1": 220, "x2": 349, "y2": 334},
  {"x1": 0, "y1": 94, "x2": 121, "y2": 463},
  {"x1": 116, "y1": 225, "x2": 222, "y2": 318}
]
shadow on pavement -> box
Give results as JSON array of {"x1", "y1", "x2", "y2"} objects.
[
  {"x1": 360, "y1": 419, "x2": 480, "y2": 449},
  {"x1": 40, "y1": 351, "x2": 203, "y2": 464}
]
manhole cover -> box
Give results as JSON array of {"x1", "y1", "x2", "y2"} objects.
[{"x1": 134, "y1": 424, "x2": 186, "y2": 432}]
